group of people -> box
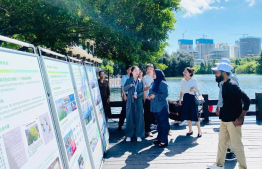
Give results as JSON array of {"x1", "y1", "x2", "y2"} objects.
[
  {"x1": 116, "y1": 64, "x2": 204, "y2": 147},
  {"x1": 98, "y1": 58, "x2": 250, "y2": 169}
]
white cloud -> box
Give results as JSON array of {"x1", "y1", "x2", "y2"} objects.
[
  {"x1": 246, "y1": 0, "x2": 256, "y2": 7},
  {"x1": 180, "y1": 0, "x2": 224, "y2": 17}
]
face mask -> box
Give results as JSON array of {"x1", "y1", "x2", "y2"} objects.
[{"x1": 216, "y1": 73, "x2": 224, "y2": 83}]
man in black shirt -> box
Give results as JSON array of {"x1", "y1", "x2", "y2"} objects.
[{"x1": 208, "y1": 63, "x2": 250, "y2": 169}]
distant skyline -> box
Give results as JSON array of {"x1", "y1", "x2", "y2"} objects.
[{"x1": 165, "y1": 0, "x2": 262, "y2": 57}]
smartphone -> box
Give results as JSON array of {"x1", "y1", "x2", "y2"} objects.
[
  {"x1": 233, "y1": 121, "x2": 236, "y2": 127},
  {"x1": 134, "y1": 92, "x2": 137, "y2": 96}
]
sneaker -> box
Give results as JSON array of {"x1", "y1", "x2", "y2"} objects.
[
  {"x1": 150, "y1": 124, "x2": 157, "y2": 130},
  {"x1": 173, "y1": 121, "x2": 181, "y2": 124},
  {"x1": 146, "y1": 132, "x2": 153, "y2": 137},
  {"x1": 168, "y1": 129, "x2": 172, "y2": 136},
  {"x1": 207, "y1": 164, "x2": 224, "y2": 169},
  {"x1": 179, "y1": 120, "x2": 187, "y2": 126},
  {"x1": 126, "y1": 137, "x2": 131, "y2": 142},
  {"x1": 137, "y1": 137, "x2": 142, "y2": 142},
  {"x1": 225, "y1": 152, "x2": 236, "y2": 161}
]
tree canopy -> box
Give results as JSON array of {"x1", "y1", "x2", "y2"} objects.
[{"x1": 0, "y1": 0, "x2": 180, "y2": 64}]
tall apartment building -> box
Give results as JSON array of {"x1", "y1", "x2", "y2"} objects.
[
  {"x1": 239, "y1": 37, "x2": 261, "y2": 58},
  {"x1": 178, "y1": 39, "x2": 194, "y2": 53},
  {"x1": 196, "y1": 39, "x2": 214, "y2": 59},
  {"x1": 231, "y1": 45, "x2": 240, "y2": 58}
]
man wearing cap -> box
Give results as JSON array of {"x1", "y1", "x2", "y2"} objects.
[
  {"x1": 208, "y1": 63, "x2": 250, "y2": 169},
  {"x1": 215, "y1": 58, "x2": 238, "y2": 161},
  {"x1": 118, "y1": 65, "x2": 132, "y2": 131}
]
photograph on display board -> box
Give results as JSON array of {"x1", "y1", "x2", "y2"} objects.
[
  {"x1": 25, "y1": 121, "x2": 41, "y2": 146},
  {"x1": 77, "y1": 154, "x2": 86, "y2": 169},
  {"x1": 82, "y1": 103, "x2": 93, "y2": 125},
  {"x1": 89, "y1": 129, "x2": 99, "y2": 152},
  {"x1": 47, "y1": 157, "x2": 62, "y2": 169},
  {"x1": 63, "y1": 129, "x2": 77, "y2": 161},
  {"x1": 55, "y1": 93, "x2": 78, "y2": 121},
  {"x1": 39, "y1": 113, "x2": 54, "y2": 145}
]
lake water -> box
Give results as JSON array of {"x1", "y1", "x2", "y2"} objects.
[{"x1": 110, "y1": 74, "x2": 262, "y2": 112}]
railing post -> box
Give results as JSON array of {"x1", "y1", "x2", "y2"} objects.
[
  {"x1": 203, "y1": 94, "x2": 209, "y2": 122},
  {"x1": 255, "y1": 93, "x2": 262, "y2": 121}
]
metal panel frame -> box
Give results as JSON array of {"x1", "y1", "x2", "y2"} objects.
[
  {"x1": 0, "y1": 38, "x2": 65, "y2": 169},
  {"x1": 83, "y1": 64, "x2": 110, "y2": 152},
  {"x1": 68, "y1": 59, "x2": 99, "y2": 169}
]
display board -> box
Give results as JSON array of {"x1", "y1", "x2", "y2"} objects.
[
  {"x1": 0, "y1": 48, "x2": 64, "y2": 169},
  {"x1": 70, "y1": 63, "x2": 103, "y2": 169},
  {"x1": 40, "y1": 57, "x2": 92, "y2": 169},
  {"x1": 85, "y1": 65, "x2": 109, "y2": 150}
]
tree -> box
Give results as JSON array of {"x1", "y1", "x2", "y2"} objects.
[
  {"x1": 255, "y1": 53, "x2": 262, "y2": 74},
  {"x1": 0, "y1": 0, "x2": 181, "y2": 64}
]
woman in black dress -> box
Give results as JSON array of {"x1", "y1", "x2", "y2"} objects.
[
  {"x1": 98, "y1": 70, "x2": 111, "y2": 122},
  {"x1": 178, "y1": 67, "x2": 202, "y2": 137}
]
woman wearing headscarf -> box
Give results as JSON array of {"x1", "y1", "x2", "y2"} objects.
[
  {"x1": 124, "y1": 66, "x2": 144, "y2": 142},
  {"x1": 148, "y1": 69, "x2": 169, "y2": 147}
]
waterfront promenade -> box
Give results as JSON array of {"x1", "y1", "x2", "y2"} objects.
[{"x1": 103, "y1": 118, "x2": 262, "y2": 169}]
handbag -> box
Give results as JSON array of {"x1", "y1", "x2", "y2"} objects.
[{"x1": 194, "y1": 92, "x2": 205, "y2": 106}]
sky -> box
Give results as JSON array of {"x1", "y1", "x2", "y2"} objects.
[{"x1": 165, "y1": 0, "x2": 262, "y2": 56}]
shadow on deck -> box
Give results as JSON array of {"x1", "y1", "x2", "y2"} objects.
[{"x1": 103, "y1": 118, "x2": 262, "y2": 169}]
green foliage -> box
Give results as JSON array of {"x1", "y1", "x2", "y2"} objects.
[
  {"x1": 255, "y1": 53, "x2": 262, "y2": 74},
  {"x1": 27, "y1": 126, "x2": 39, "y2": 145},
  {"x1": 156, "y1": 63, "x2": 168, "y2": 70},
  {"x1": 194, "y1": 61, "x2": 215, "y2": 74},
  {"x1": 0, "y1": 0, "x2": 181, "y2": 64},
  {"x1": 235, "y1": 61, "x2": 258, "y2": 74}
]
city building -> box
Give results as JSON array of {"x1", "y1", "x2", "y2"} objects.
[
  {"x1": 239, "y1": 36, "x2": 261, "y2": 58},
  {"x1": 178, "y1": 39, "x2": 194, "y2": 53},
  {"x1": 231, "y1": 45, "x2": 240, "y2": 58},
  {"x1": 209, "y1": 43, "x2": 230, "y2": 60},
  {"x1": 196, "y1": 38, "x2": 214, "y2": 59}
]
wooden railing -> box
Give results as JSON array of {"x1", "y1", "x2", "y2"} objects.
[{"x1": 109, "y1": 93, "x2": 262, "y2": 121}]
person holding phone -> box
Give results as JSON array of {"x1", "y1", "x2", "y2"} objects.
[
  {"x1": 178, "y1": 67, "x2": 202, "y2": 137},
  {"x1": 124, "y1": 66, "x2": 144, "y2": 142},
  {"x1": 148, "y1": 69, "x2": 169, "y2": 147},
  {"x1": 208, "y1": 63, "x2": 250, "y2": 169}
]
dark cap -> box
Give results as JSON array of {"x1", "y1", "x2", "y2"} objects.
[{"x1": 126, "y1": 65, "x2": 132, "y2": 70}]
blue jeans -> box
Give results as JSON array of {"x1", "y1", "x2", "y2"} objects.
[{"x1": 153, "y1": 107, "x2": 169, "y2": 144}]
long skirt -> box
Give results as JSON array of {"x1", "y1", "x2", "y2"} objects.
[{"x1": 181, "y1": 93, "x2": 199, "y2": 122}]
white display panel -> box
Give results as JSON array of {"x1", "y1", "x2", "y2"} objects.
[
  {"x1": 0, "y1": 49, "x2": 63, "y2": 169},
  {"x1": 42, "y1": 58, "x2": 92, "y2": 169},
  {"x1": 85, "y1": 65, "x2": 109, "y2": 150},
  {"x1": 71, "y1": 63, "x2": 103, "y2": 169}
]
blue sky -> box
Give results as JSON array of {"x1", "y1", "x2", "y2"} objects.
[{"x1": 165, "y1": 0, "x2": 262, "y2": 56}]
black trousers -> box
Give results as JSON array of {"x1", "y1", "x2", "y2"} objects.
[
  {"x1": 144, "y1": 99, "x2": 156, "y2": 133},
  {"x1": 118, "y1": 96, "x2": 127, "y2": 128},
  {"x1": 169, "y1": 102, "x2": 182, "y2": 121}
]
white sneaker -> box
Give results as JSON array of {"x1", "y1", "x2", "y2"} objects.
[
  {"x1": 207, "y1": 164, "x2": 224, "y2": 169},
  {"x1": 126, "y1": 137, "x2": 131, "y2": 142},
  {"x1": 173, "y1": 121, "x2": 181, "y2": 124},
  {"x1": 179, "y1": 120, "x2": 187, "y2": 126},
  {"x1": 137, "y1": 137, "x2": 142, "y2": 142}
]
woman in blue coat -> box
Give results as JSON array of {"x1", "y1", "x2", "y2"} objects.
[
  {"x1": 148, "y1": 69, "x2": 169, "y2": 147},
  {"x1": 124, "y1": 66, "x2": 144, "y2": 142}
]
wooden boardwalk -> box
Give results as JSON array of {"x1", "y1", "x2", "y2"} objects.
[{"x1": 102, "y1": 118, "x2": 262, "y2": 169}]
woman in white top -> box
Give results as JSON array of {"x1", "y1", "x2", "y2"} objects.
[{"x1": 178, "y1": 67, "x2": 202, "y2": 137}]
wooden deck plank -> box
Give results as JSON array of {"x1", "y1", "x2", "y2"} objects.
[{"x1": 102, "y1": 119, "x2": 262, "y2": 169}]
